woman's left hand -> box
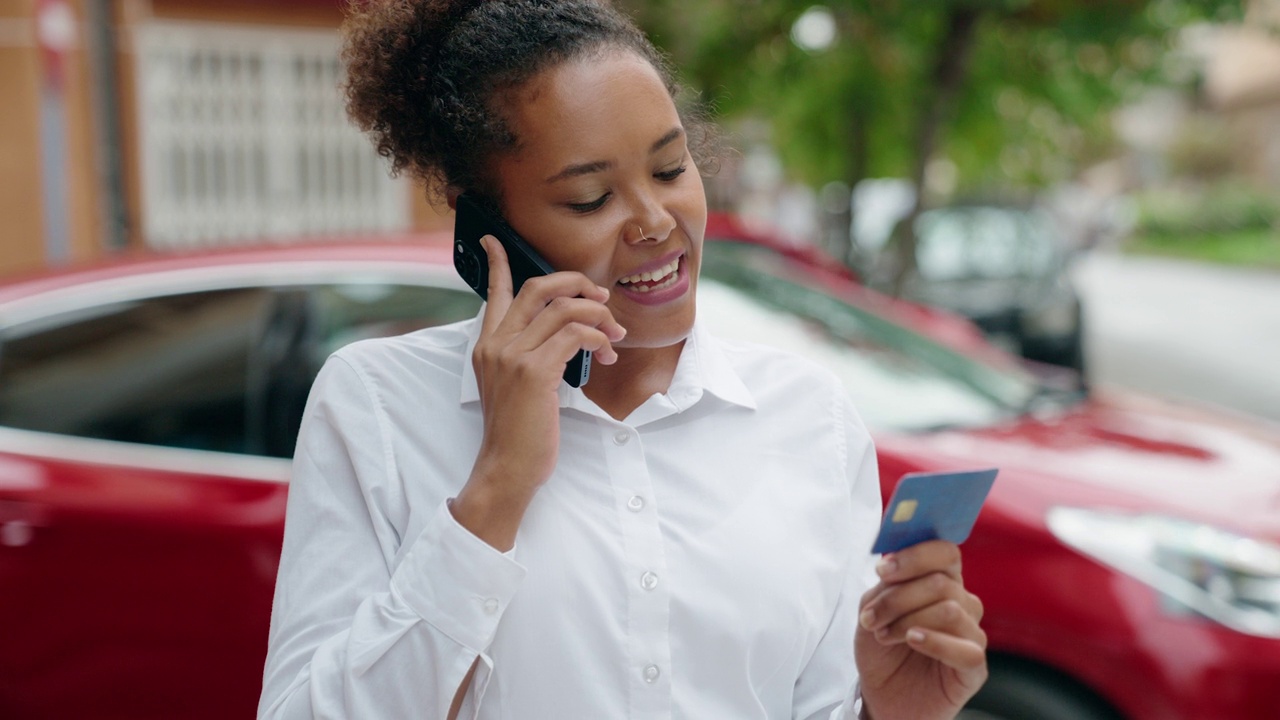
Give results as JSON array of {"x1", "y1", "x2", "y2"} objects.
[{"x1": 854, "y1": 540, "x2": 988, "y2": 720}]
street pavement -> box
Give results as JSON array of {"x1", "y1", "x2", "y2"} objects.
[{"x1": 1072, "y1": 249, "x2": 1280, "y2": 423}]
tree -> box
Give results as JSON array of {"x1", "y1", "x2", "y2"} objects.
[{"x1": 622, "y1": 0, "x2": 1246, "y2": 289}]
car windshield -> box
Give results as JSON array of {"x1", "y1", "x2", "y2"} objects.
[
  {"x1": 700, "y1": 241, "x2": 1042, "y2": 431},
  {"x1": 915, "y1": 206, "x2": 1058, "y2": 281}
]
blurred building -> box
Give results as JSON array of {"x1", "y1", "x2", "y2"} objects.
[
  {"x1": 1202, "y1": 0, "x2": 1280, "y2": 187},
  {"x1": 0, "y1": 0, "x2": 449, "y2": 278}
]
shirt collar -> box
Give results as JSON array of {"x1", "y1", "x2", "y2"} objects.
[
  {"x1": 672, "y1": 317, "x2": 757, "y2": 411},
  {"x1": 459, "y1": 308, "x2": 757, "y2": 413},
  {"x1": 459, "y1": 312, "x2": 485, "y2": 406}
]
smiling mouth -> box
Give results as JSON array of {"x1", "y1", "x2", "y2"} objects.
[{"x1": 617, "y1": 256, "x2": 681, "y2": 293}]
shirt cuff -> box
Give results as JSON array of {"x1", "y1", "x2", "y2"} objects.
[
  {"x1": 839, "y1": 680, "x2": 865, "y2": 720},
  {"x1": 390, "y1": 499, "x2": 526, "y2": 652}
]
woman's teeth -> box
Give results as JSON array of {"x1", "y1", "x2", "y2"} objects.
[{"x1": 619, "y1": 258, "x2": 680, "y2": 292}]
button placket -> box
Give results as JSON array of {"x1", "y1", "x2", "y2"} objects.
[{"x1": 598, "y1": 419, "x2": 671, "y2": 711}]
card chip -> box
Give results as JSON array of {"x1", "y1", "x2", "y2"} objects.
[{"x1": 891, "y1": 499, "x2": 918, "y2": 523}]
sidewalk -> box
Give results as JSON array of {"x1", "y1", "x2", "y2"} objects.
[{"x1": 1072, "y1": 249, "x2": 1280, "y2": 422}]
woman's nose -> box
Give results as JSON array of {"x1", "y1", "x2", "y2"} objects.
[{"x1": 627, "y1": 208, "x2": 675, "y2": 245}]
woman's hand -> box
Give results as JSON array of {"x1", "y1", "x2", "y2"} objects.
[
  {"x1": 451, "y1": 236, "x2": 625, "y2": 549},
  {"x1": 854, "y1": 540, "x2": 988, "y2": 720}
]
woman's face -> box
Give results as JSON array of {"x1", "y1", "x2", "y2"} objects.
[{"x1": 491, "y1": 49, "x2": 707, "y2": 350}]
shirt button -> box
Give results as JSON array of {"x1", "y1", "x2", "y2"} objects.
[
  {"x1": 613, "y1": 430, "x2": 630, "y2": 446},
  {"x1": 643, "y1": 664, "x2": 661, "y2": 683},
  {"x1": 640, "y1": 571, "x2": 659, "y2": 591},
  {"x1": 483, "y1": 598, "x2": 500, "y2": 615},
  {"x1": 627, "y1": 495, "x2": 645, "y2": 512}
]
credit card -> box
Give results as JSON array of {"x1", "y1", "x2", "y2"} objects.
[{"x1": 872, "y1": 468, "x2": 998, "y2": 554}]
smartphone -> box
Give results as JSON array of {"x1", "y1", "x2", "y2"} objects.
[{"x1": 453, "y1": 193, "x2": 591, "y2": 388}]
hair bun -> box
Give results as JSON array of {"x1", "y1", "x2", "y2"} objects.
[{"x1": 343, "y1": 0, "x2": 710, "y2": 200}]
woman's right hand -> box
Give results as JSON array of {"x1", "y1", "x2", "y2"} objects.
[{"x1": 450, "y1": 235, "x2": 625, "y2": 550}]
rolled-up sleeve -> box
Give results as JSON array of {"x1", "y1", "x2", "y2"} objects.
[{"x1": 258, "y1": 356, "x2": 524, "y2": 720}]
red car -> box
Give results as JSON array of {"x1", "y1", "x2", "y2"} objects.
[{"x1": 1, "y1": 218, "x2": 1277, "y2": 719}]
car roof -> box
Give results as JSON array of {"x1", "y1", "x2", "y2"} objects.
[
  {"x1": 3, "y1": 213, "x2": 831, "y2": 296},
  {"x1": 0, "y1": 214, "x2": 1004, "y2": 362},
  {"x1": 0, "y1": 233, "x2": 457, "y2": 303}
]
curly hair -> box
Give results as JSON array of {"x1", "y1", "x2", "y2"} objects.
[{"x1": 342, "y1": 0, "x2": 716, "y2": 203}]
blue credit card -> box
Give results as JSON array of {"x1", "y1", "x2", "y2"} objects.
[{"x1": 871, "y1": 468, "x2": 998, "y2": 554}]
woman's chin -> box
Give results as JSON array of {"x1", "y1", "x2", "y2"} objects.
[{"x1": 612, "y1": 323, "x2": 693, "y2": 353}]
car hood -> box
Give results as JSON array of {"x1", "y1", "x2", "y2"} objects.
[{"x1": 876, "y1": 389, "x2": 1280, "y2": 540}]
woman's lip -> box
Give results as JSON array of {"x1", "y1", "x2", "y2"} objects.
[
  {"x1": 615, "y1": 255, "x2": 690, "y2": 306},
  {"x1": 615, "y1": 250, "x2": 685, "y2": 284}
]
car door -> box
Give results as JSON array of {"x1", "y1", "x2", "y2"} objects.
[
  {"x1": 0, "y1": 285, "x2": 293, "y2": 719},
  {"x1": 0, "y1": 270, "x2": 482, "y2": 719}
]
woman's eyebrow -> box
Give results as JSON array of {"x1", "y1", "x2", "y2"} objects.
[
  {"x1": 650, "y1": 127, "x2": 683, "y2": 154},
  {"x1": 545, "y1": 127, "x2": 686, "y2": 184},
  {"x1": 546, "y1": 160, "x2": 610, "y2": 184}
]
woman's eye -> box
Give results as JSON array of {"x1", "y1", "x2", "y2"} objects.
[
  {"x1": 656, "y1": 165, "x2": 688, "y2": 182},
  {"x1": 567, "y1": 194, "x2": 610, "y2": 213}
]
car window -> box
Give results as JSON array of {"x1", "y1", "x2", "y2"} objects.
[
  {"x1": 915, "y1": 207, "x2": 1057, "y2": 281},
  {"x1": 247, "y1": 281, "x2": 480, "y2": 459},
  {"x1": 0, "y1": 288, "x2": 274, "y2": 453},
  {"x1": 0, "y1": 246, "x2": 1029, "y2": 452},
  {"x1": 700, "y1": 242, "x2": 1038, "y2": 431},
  {"x1": 0, "y1": 279, "x2": 481, "y2": 458},
  {"x1": 311, "y1": 282, "x2": 481, "y2": 359}
]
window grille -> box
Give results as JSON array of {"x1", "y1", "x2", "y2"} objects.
[{"x1": 134, "y1": 22, "x2": 409, "y2": 249}]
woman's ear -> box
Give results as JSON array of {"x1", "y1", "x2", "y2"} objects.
[{"x1": 445, "y1": 186, "x2": 463, "y2": 211}]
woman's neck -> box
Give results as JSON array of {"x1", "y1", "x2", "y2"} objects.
[{"x1": 581, "y1": 340, "x2": 686, "y2": 421}]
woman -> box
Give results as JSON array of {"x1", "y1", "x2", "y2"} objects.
[{"x1": 258, "y1": 1, "x2": 988, "y2": 718}]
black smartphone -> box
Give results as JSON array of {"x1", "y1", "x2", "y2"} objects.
[{"x1": 453, "y1": 193, "x2": 592, "y2": 388}]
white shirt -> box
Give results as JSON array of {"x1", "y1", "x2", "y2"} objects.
[{"x1": 258, "y1": 314, "x2": 882, "y2": 720}]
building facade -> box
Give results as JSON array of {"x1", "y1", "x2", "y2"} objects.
[
  {"x1": 1, "y1": 0, "x2": 449, "y2": 278},
  {"x1": 1205, "y1": 0, "x2": 1280, "y2": 188}
]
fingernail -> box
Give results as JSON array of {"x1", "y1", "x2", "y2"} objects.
[
  {"x1": 859, "y1": 607, "x2": 875, "y2": 630},
  {"x1": 907, "y1": 629, "x2": 926, "y2": 644},
  {"x1": 876, "y1": 556, "x2": 897, "y2": 578},
  {"x1": 874, "y1": 626, "x2": 890, "y2": 641}
]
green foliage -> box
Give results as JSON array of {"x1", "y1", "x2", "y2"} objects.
[
  {"x1": 1134, "y1": 182, "x2": 1280, "y2": 237},
  {"x1": 1127, "y1": 228, "x2": 1280, "y2": 268},
  {"x1": 623, "y1": 0, "x2": 1246, "y2": 192}
]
